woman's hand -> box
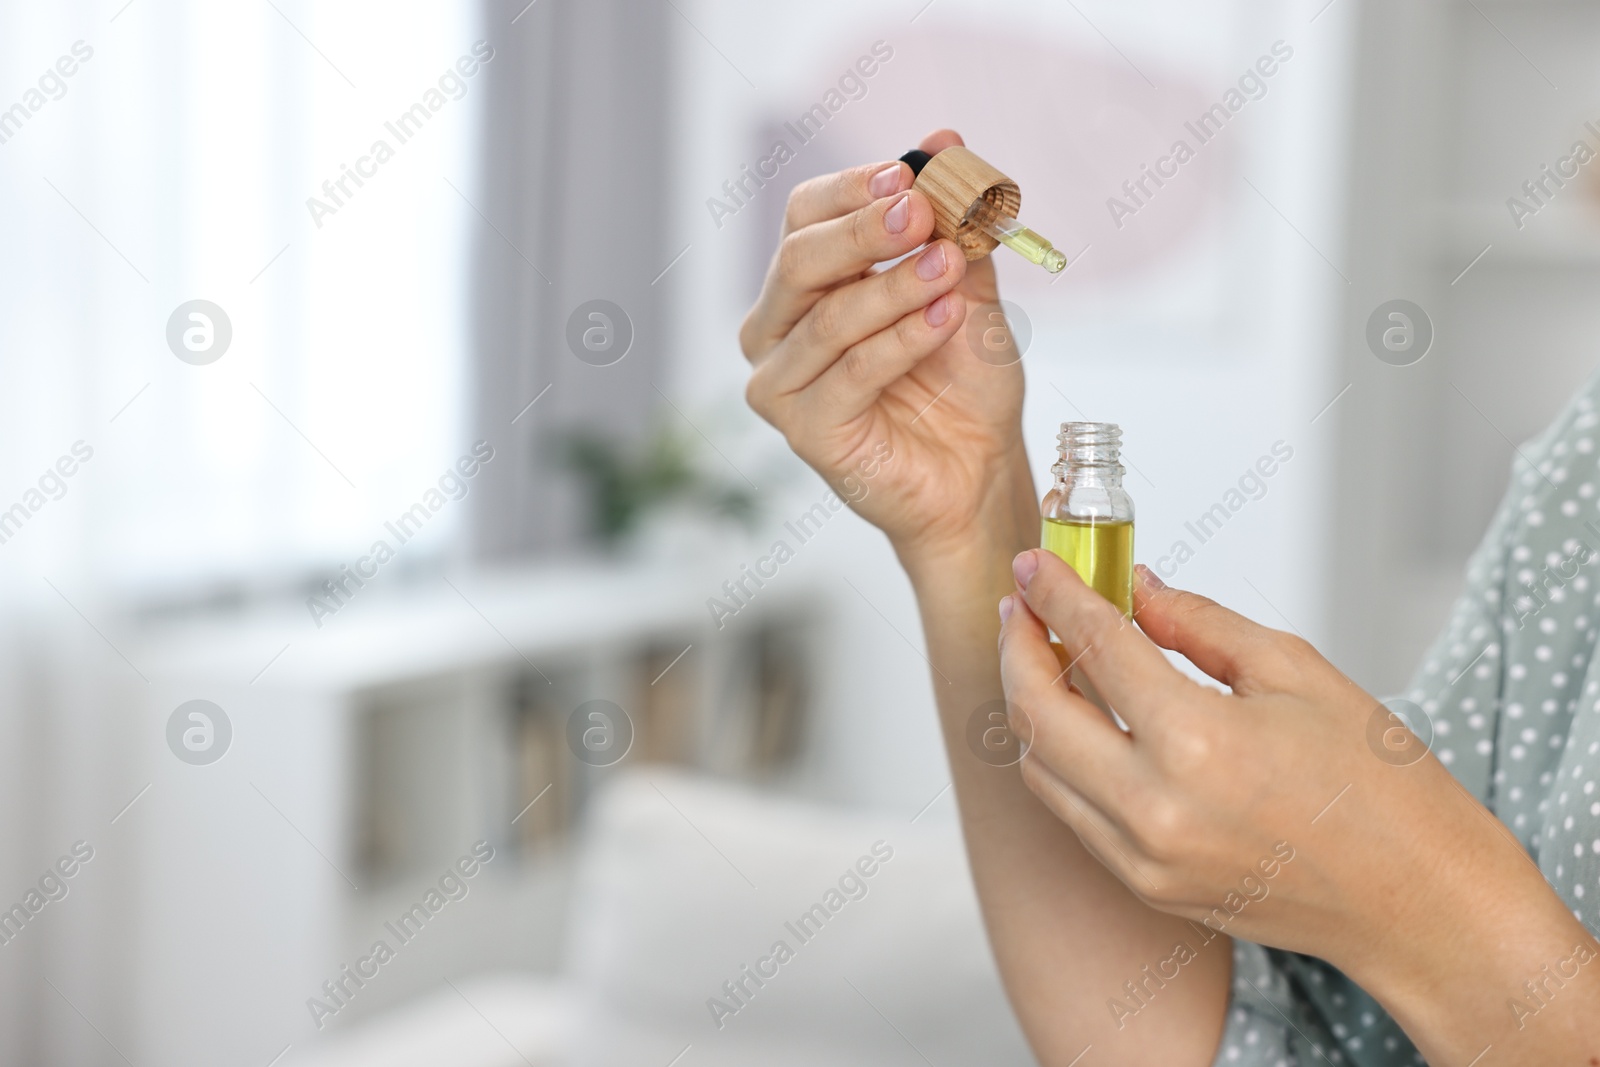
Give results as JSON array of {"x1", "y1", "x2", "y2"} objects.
[
  {"x1": 741, "y1": 129, "x2": 1032, "y2": 566},
  {"x1": 998, "y1": 550, "x2": 1600, "y2": 1063},
  {"x1": 998, "y1": 550, "x2": 1391, "y2": 954}
]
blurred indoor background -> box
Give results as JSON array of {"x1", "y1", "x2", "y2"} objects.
[{"x1": 0, "y1": 0, "x2": 1594, "y2": 1063}]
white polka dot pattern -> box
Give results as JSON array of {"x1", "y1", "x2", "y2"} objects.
[{"x1": 1212, "y1": 380, "x2": 1600, "y2": 1065}]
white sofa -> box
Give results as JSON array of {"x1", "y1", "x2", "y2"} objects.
[{"x1": 286, "y1": 771, "x2": 1035, "y2": 1066}]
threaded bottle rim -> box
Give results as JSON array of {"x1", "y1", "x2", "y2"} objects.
[
  {"x1": 1052, "y1": 421, "x2": 1123, "y2": 480},
  {"x1": 1058, "y1": 421, "x2": 1121, "y2": 448}
]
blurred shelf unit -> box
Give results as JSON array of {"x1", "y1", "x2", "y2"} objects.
[
  {"x1": 135, "y1": 556, "x2": 823, "y2": 892},
  {"x1": 351, "y1": 597, "x2": 816, "y2": 889}
]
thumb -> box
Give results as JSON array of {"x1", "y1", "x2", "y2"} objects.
[
  {"x1": 1132, "y1": 564, "x2": 1301, "y2": 694},
  {"x1": 913, "y1": 129, "x2": 1000, "y2": 307},
  {"x1": 917, "y1": 128, "x2": 965, "y2": 154}
]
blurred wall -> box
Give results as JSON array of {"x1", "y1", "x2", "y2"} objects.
[
  {"x1": 1328, "y1": 0, "x2": 1600, "y2": 694},
  {"x1": 663, "y1": 0, "x2": 1354, "y2": 810}
]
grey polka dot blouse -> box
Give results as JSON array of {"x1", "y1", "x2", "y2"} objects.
[{"x1": 1215, "y1": 375, "x2": 1600, "y2": 1065}]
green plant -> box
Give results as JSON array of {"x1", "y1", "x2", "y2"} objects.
[{"x1": 558, "y1": 425, "x2": 757, "y2": 546}]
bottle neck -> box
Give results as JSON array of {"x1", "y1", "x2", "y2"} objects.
[{"x1": 1052, "y1": 422, "x2": 1124, "y2": 490}]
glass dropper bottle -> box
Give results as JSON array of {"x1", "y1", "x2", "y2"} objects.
[{"x1": 1040, "y1": 422, "x2": 1135, "y2": 617}]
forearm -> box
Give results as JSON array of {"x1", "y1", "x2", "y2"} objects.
[{"x1": 895, "y1": 448, "x2": 1229, "y2": 1066}]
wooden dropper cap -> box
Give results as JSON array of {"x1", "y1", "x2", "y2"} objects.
[{"x1": 900, "y1": 146, "x2": 1021, "y2": 261}]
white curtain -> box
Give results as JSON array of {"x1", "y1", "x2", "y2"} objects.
[
  {"x1": 0, "y1": 3, "x2": 478, "y2": 1061},
  {"x1": 0, "y1": 0, "x2": 476, "y2": 603}
]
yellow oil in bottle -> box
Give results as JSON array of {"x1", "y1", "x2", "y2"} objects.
[{"x1": 1040, "y1": 517, "x2": 1134, "y2": 617}]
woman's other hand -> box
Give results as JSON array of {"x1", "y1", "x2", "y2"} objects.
[{"x1": 998, "y1": 551, "x2": 1600, "y2": 1063}]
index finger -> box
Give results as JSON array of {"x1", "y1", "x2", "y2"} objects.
[
  {"x1": 779, "y1": 127, "x2": 967, "y2": 235},
  {"x1": 1012, "y1": 549, "x2": 1191, "y2": 728},
  {"x1": 782, "y1": 160, "x2": 910, "y2": 238},
  {"x1": 1132, "y1": 564, "x2": 1308, "y2": 695}
]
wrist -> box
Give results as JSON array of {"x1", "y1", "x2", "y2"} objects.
[
  {"x1": 1317, "y1": 764, "x2": 1597, "y2": 1058},
  {"x1": 894, "y1": 445, "x2": 1038, "y2": 596},
  {"x1": 902, "y1": 441, "x2": 1036, "y2": 575},
  {"x1": 1347, "y1": 875, "x2": 1589, "y2": 1058}
]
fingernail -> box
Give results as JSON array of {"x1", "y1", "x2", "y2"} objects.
[
  {"x1": 915, "y1": 243, "x2": 947, "y2": 281},
  {"x1": 883, "y1": 193, "x2": 910, "y2": 234},
  {"x1": 1135, "y1": 563, "x2": 1166, "y2": 591},
  {"x1": 1012, "y1": 550, "x2": 1039, "y2": 589},
  {"x1": 923, "y1": 293, "x2": 952, "y2": 327},
  {"x1": 998, "y1": 595, "x2": 1015, "y2": 623},
  {"x1": 869, "y1": 163, "x2": 905, "y2": 199}
]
